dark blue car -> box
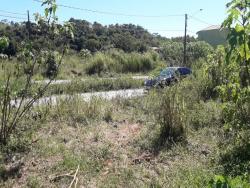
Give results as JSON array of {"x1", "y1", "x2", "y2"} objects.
[{"x1": 144, "y1": 67, "x2": 192, "y2": 90}]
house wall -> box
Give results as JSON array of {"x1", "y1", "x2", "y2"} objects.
[{"x1": 197, "y1": 29, "x2": 228, "y2": 47}]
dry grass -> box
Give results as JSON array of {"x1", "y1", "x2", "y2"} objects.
[{"x1": 0, "y1": 93, "x2": 222, "y2": 187}]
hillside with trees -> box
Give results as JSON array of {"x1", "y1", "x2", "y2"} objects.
[{"x1": 0, "y1": 19, "x2": 161, "y2": 56}]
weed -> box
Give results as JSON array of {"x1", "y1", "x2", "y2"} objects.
[{"x1": 26, "y1": 176, "x2": 41, "y2": 188}]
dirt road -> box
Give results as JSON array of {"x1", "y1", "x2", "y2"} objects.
[{"x1": 11, "y1": 89, "x2": 145, "y2": 107}]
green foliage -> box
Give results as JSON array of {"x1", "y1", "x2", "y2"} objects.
[
  {"x1": 79, "y1": 49, "x2": 91, "y2": 59},
  {"x1": 85, "y1": 50, "x2": 161, "y2": 75},
  {"x1": 85, "y1": 53, "x2": 110, "y2": 75},
  {"x1": 222, "y1": 0, "x2": 250, "y2": 86},
  {"x1": 161, "y1": 41, "x2": 213, "y2": 66},
  {"x1": 43, "y1": 51, "x2": 60, "y2": 78},
  {"x1": 0, "y1": 0, "x2": 73, "y2": 146},
  {"x1": 42, "y1": 0, "x2": 57, "y2": 18},
  {"x1": 48, "y1": 97, "x2": 114, "y2": 126},
  {"x1": 0, "y1": 18, "x2": 158, "y2": 55},
  {"x1": 207, "y1": 46, "x2": 226, "y2": 86},
  {"x1": 155, "y1": 87, "x2": 187, "y2": 144},
  {"x1": 213, "y1": 0, "x2": 250, "y2": 177},
  {"x1": 188, "y1": 41, "x2": 214, "y2": 61},
  {"x1": 0, "y1": 37, "x2": 9, "y2": 53},
  {"x1": 145, "y1": 86, "x2": 187, "y2": 149},
  {"x1": 188, "y1": 101, "x2": 222, "y2": 130},
  {"x1": 220, "y1": 131, "x2": 250, "y2": 176},
  {"x1": 209, "y1": 175, "x2": 250, "y2": 188},
  {"x1": 161, "y1": 41, "x2": 183, "y2": 65}
]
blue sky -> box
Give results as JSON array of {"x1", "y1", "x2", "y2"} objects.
[{"x1": 1, "y1": 0, "x2": 229, "y2": 37}]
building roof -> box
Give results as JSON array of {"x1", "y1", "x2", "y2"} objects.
[{"x1": 197, "y1": 25, "x2": 221, "y2": 33}]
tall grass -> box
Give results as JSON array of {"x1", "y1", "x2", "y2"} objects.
[
  {"x1": 144, "y1": 87, "x2": 187, "y2": 150},
  {"x1": 85, "y1": 50, "x2": 163, "y2": 75}
]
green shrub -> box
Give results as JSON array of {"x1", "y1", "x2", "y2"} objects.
[
  {"x1": 84, "y1": 50, "x2": 161, "y2": 75},
  {"x1": 209, "y1": 175, "x2": 250, "y2": 188},
  {"x1": 187, "y1": 41, "x2": 213, "y2": 62},
  {"x1": 219, "y1": 129, "x2": 250, "y2": 176},
  {"x1": 79, "y1": 49, "x2": 91, "y2": 59},
  {"x1": 161, "y1": 41, "x2": 183, "y2": 65},
  {"x1": 213, "y1": 0, "x2": 250, "y2": 177},
  {"x1": 85, "y1": 53, "x2": 112, "y2": 75},
  {"x1": 160, "y1": 41, "x2": 213, "y2": 67},
  {"x1": 188, "y1": 101, "x2": 222, "y2": 130}
]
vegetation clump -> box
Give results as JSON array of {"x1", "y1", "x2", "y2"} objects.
[{"x1": 85, "y1": 50, "x2": 162, "y2": 75}]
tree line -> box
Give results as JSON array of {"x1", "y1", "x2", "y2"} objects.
[{"x1": 0, "y1": 18, "x2": 198, "y2": 56}]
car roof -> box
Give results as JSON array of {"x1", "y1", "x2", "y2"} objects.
[{"x1": 164, "y1": 67, "x2": 191, "y2": 70}]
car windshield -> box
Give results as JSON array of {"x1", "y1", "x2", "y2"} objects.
[{"x1": 159, "y1": 68, "x2": 175, "y2": 77}]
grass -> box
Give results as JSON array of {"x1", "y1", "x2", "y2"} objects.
[
  {"x1": 32, "y1": 50, "x2": 165, "y2": 80},
  {"x1": 44, "y1": 76, "x2": 144, "y2": 96},
  {"x1": 0, "y1": 58, "x2": 249, "y2": 187},
  {"x1": 0, "y1": 85, "x2": 226, "y2": 187},
  {"x1": 1, "y1": 52, "x2": 158, "y2": 81},
  {"x1": 84, "y1": 50, "x2": 164, "y2": 76}
]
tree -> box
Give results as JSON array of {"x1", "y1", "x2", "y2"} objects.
[
  {"x1": 0, "y1": 36, "x2": 9, "y2": 54},
  {"x1": 0, "y1": 0, "x2": 74, "y2": 145},
  {"x1": 222, "y1": 0, "x2": 250, "y2": 86},
  {"x1": 216, "y1": 0, "x2": 250, "y2": 175}
]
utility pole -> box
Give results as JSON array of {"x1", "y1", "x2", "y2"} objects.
[
  {"x1": 27, "y1": 10, "x2": 31, "y2": 39},
  {"x1": 183, "y1": 13, "x2": 188, "y2": 65}
]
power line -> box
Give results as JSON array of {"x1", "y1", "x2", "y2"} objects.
[
  {"x1": 0, "y1": 13, "x2": 186, "y2": 32},
  {"x1": 149, "y1": 29, "x2": 184, "y2": 32},
  {"x1": 0, "y1": 14, "x2": 26, "y2": 21},
  {"x1": 33, "y1": 0, "x2": 184, "y2": 18},
  {"x1": 0, "y1": 9, "x2": 26, "y2": 16},
  {"x1": 189, "y1": 16, "x2": 212, "y2": 26}
]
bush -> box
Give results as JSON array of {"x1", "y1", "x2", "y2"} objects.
[
  {"x1": 160, "y1": 41, "x2": 213, "y2": 67},
  {"x1": 161, "y1": 41, "x2": 183, "y2": 65},
  {"x1": 209, "y1": 175, "x2": 250, "y2": 188},
  {"x1": 42, "y1": 51, "x2": 61, "y2": 78},
  {"x1": 188, "y1": 101, "x2": 222, "y2": 130},
  {"x1": 85, "y1": 53, "x2": 111, "y2": 75},
  {"x1": 187, "y1": 41, "x2": 213, "y2": 63},
  {"x1": 79, "y1": 49, "x2": 91, "y2": 59},
  {"x1": 213, "y1": 0, "x2": 250, "y2": 177},
  {"x1": 84, "y1": 50, "x2": 161, "y2": 75},
  {"x1": 220, "y1": 131, "x2": 250, "y2": 176}
]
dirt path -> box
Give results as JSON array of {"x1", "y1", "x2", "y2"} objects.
[
  {"x1": 34, "y1": 76, "x2": 149, "y2": 85},
  {"x1": 11, "y1": 89, "x2": 145, "y2": 107}
]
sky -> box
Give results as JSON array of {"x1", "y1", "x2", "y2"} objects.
[{"x1": 0, "y1": 0, "x2": 229, "y2": 37}]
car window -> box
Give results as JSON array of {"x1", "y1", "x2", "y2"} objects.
[
  {"x1": 178, "y1": 68, "x2": 191, "y2": 75},
  {"x1": 160, "y1": 68, "x2": 174, "y2": 77}
]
